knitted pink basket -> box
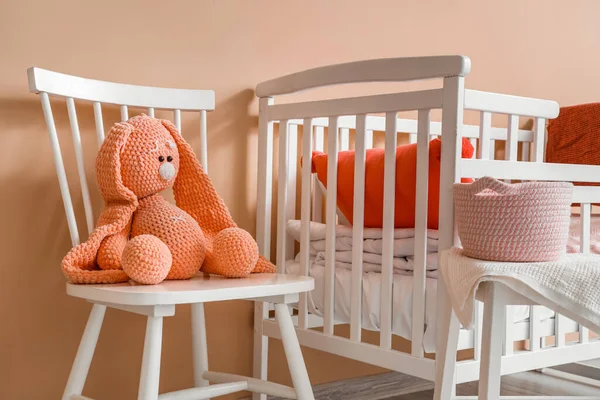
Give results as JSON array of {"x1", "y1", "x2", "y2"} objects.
[{"x1": 454, "y1": 177, "x2": 573, "y2": 262}]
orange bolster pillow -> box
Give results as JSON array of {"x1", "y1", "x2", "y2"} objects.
[{"x1": 311, "y1": 137, "x2": 474, "y2": 230}]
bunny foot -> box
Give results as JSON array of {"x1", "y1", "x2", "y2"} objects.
[
  {"x1": 202, "y1": 227, "x2": 259, "y2": 278},
  {"x1": 122, "y1": 234, "x2": 172, "y2": 284}
]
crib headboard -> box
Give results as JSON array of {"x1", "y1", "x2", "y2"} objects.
[{"x1": 256, "y1": 56, "x2": 470, "y2": 97}]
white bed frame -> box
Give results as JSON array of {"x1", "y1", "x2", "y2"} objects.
[{"x1": 253, "y1": 56, "x2": 600, "y2": 399}]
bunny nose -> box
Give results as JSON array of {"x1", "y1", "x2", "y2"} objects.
[{"x1": 159, "y1": 163, "x2": 176, "y2": 181}]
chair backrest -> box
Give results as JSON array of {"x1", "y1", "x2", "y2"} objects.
[{"x1": 28, "y1": 67, "x2": 215, "y2": 248}]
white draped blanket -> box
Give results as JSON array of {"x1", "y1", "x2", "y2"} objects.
[
  {"x1": 441, "y1": 247, "x2": 600, "y2": 331},
  {"x1": 286, "y1": 220, "x2": 439, "y2": 269}
]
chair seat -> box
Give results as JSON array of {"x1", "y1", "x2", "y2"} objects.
[{"x1": 67, "y1": 273, "x2": 314, "y2": 306}]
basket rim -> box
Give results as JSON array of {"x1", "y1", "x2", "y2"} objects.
[{"x1": 454, "y1": 179, "x2": 574, "y2": 190}]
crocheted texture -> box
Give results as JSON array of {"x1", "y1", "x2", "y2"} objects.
[
  {"x1": 202, "y1": 228, "x2": 259, "y2": 278},
  {"x1": 122, "y1": 235, "x2": 172, "y2": 285},
  {"x1": 131, "y1": 195, "x2": 205, "y2": 280},
  {"x1": 454, "y1": 177, "x2": 573, "y2": 262},
  {"x1": 61, "y1": 114, "x2": 275, "y2": 284}
]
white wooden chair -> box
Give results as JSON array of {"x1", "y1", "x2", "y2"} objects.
[
  {"x1": 28, "y1": 67, "x2": 315, "y2": 400},
  {"x1": 475, "y1": 281, "x2": 600, "y2": 400},
  {"x1": 438, "y1": 276, "x2": 600, "y2": 400}
]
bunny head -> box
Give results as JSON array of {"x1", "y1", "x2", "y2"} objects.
[{"x1": 96, "y1": 114, "x2": 186, "y2": 203}]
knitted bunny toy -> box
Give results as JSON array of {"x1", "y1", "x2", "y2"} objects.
[{"x1": 62, "y1": 114, "x2": 275, "y2": 284}]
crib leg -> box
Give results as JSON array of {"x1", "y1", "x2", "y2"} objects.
[
  {"x1": 253, "y1": 302, "x2": 269, "y2": 400},
  {"x1": 478, "y1": 283, "x2": 505, "y2": 400},
  {"x1": 434, "y1": 276, "x2": 461, "y2": 400},
  {"x1": 275, "y1": 303, "x2": 315, "y2": 400}
]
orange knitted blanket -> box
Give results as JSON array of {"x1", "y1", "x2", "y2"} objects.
[{"x1": 547, "y1": 103, "x2": 600, "y2": 178}]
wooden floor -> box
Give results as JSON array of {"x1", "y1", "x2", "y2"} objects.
[
  {"x1": 392, "y1": 371, "x2": 600, "y2": 399},
  {"x1": 270, "y1": 369, "x2": 600, "y2": 399}
]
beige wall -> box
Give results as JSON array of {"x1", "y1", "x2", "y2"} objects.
[{"x1": 1, "y1": 0, "x2": 600, "y2": 398}]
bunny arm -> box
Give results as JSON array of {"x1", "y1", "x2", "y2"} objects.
[{"x1": 97, "y1": 216, "x2": 133, "y2": 270}]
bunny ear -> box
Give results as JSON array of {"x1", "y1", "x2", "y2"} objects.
[
  {"x1": 160, "y1": 119, "x2": 236, "y2": 240},
  {"x1": 96, "y1": 121, "x2": 138, "y2": 206},
  {"x1": 62, "y1": 120, "x2": 139, "y2": 284}
]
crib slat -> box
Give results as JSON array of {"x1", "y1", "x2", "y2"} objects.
[
  {"x1": 380, "y1": 112, "x2": 397, "y2": 350},
  {"x1": 556, "y1": 314, "x2": 567, "y2": 347},
  {"x1": 505, "y1": 115, "x2": 519, "y2": 162},
  {"x1": 554, "y1": 314, "x2": 569, "y2": 347},
  {"x1": 350, "y1": 114, "x2": 367, "y2": 343},
  {"x1": 503, "y1": 306, "x2": 514, "y2": 355},
  {"x1": 529, "y1": 306, "x2": 541, "y2": 351},
  {"x1": 411, "y1": 109, "x2": 430, "y2": 357},
  {"x1": 521, "y1": 141, "x2": 531, "y2": 162},
  {"x1": 478, "y1": 111, "x2": 491, "y2": 160},
  {"x1": 365, "y1": 130, "x2": 374, "y2": 149},
  {"x1": 276, "y1": 120, "x2": 290, "y2": 274},
  {"x1": 147, "y1": 107, "x2": 155, "y2": 118},
  {"x1": 93, "y1": 102, "x2": 105, "y2": 146},
  {"x1": 580, "y1": 324, "x2": 590, "y2": 343},
  {"x1": 256, "y1": 98, "x2": 274, "y2": 258},
  {"x1": 199, "y1": 110, "x2": 208, "y2": 171},
  {"x1": 66, "y1": 97, "x2": 94, "y2": 236},
  {"x1": 173, "y1": 109, "x2": 182, "y2": 133},
  {"x1": 286, "y1": 124, "x2": 298, "y2": 260},
  {"x1": 533, "y1": 117, "x2": 546, "y2": 162},
  {"x1": 580, "y1": 203, "x2": 591, "y2": 254},
  {"x1": 324, "y1": 117, "x2": 339, "y2": 336},
  {"x1": 339, "y1": 128, "x2": 350, "y2": 151},
  {"x1": 580, "y1": 203, "x2": 591, "y2": 343},
  {"x1": 312, "y1": 126, "x2": 325, "y2": 222},
  {"x1": 40, "y1": 92, "x2": 80, "y2": 247},
  {"x1": 120, "y1": 105, "x2": 128, "y2": 122},
  {"x1": 298, "y1": 118, "x2": 313, "y2": 330},
  {"x1": 489, "y1": 140, "x2": 496, "y2": 160}
]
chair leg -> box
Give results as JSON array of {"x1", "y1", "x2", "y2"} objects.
[
  {"x1": 433, "y1": 276, "x2": 461, "y2": 400},
  {"x1": 138, "y1": 316, "x2": 163, "y2": 400},
  {"x1": 478, "y1": 283, "x2": 505, "y2": 400},
  {"x1": 62, "y1": 303, "x2": 106, "y2": 400},
  {"x1": 274, "y1": 303, "x2": 314, "y2": 400},
  {"x1": 191, "y1": 303, "x2": 210, "y2": 388},
  {"x1": 253, "y1": 302, "x2": 269, "y2": 400}
]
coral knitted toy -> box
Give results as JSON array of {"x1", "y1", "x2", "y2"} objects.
[{"x1": 62, "y1": 114, "x2": 275, "y2": 284}]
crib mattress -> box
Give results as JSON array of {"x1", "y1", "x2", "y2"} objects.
[{"x1": 286, "y1": 260, "x2": 555, "y2": 353}]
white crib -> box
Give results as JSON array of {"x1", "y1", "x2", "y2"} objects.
[{"x1": 253, "y1": 56, "x2": 600, "y2": 398}]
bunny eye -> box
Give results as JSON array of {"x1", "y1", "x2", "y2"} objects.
[
  {"x1": 167, "y1": 156, "x2": 173, "y2": 162},
  {"x1": 158, "y1": 156, "x2": 165, "y2": 162}
]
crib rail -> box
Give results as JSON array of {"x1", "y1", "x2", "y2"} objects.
[{"x1": 255, "y1": 56, "x2": 470, "y2": 97}]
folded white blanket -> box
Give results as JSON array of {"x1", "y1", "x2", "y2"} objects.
[
  {"x1": 309, "y1": 251, "x2": 438, "y2": 272},
  {"x1": 441, "y1": 247, "x2": 600, "y2": 331},
  {"x1": 294, "y1": 253, "x2": 439, "y2": 278},
  {"x1": 287, "y1": 220, "x2": 439, "y2": 240},
  {"x1": 287, "y1": 220, "x2": 439, "y2": 258}
]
